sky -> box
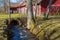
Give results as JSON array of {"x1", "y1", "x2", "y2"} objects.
[
  {"x1": 10, "y1": 0, "x2": 23, "y2": 3},
  {"x1": 0, "y1": 0, "x2": 23, "y2": 7},
  {"x1": 10, "y1": 0, "x2": 18, "y2": 3}
]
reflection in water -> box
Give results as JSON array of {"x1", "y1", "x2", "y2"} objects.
[{"x1": 19, "y1": 28, "x2": 28, "y2": 40}]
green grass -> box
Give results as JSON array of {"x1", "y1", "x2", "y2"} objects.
[
  {"x1": 0, "y1": 13, "x2": 27, "y2": 40},
  {"x1": 0, "y1": 13, "x2": 60, "y2": 40},
  {"x1": 29, "y1": 16, "x2": 60, "y2": 40},
  {"x1": 0, "y1": 14, "x2": 27, "y2": 19}
]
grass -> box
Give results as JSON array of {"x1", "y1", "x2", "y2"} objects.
[
  {"x1": 0, "y1": 13, "x2": 60, "y2": 40},
  {"x1": 0, "y1": 14, "x2": 27, "y2": 19},
  {"x1": 29, "y1": 15, "x2": 60, "y2": 40},
  {"x1": 0, "y1": 13, "x2": 27, "y2": 40}
]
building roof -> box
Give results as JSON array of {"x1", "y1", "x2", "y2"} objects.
[
  {"x1": 10, "y1": 0, "x2": 40, "y2": 8},
  {"x1": 41, "y1": 0, "x2": 60, "y2": 13},
  {"x1": 10, "y1": 2, "x2": 21, "y2": 7},
  {"x1": 10, "y1": 1, "x2": 26, "y2": 8},
  {"x1": 52, "y1": 0, "x2": 60, "y2": 6},
  {"x1": 3, "y1": 0, "x2": 60, "y2": 8}
]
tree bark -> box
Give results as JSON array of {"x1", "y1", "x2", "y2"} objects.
[
  {"x1": 45, "y1": 0, "x2": 53, "y2": 19},
  {"x1": 27, "y1": 0, "x2": 34, "y2": 29},
  {"x1": 33, "y1": 1, "x2": 37, "y2": 19},
  {"x1": 4, "y1": 0, "x2": 9, "y2": 13}
]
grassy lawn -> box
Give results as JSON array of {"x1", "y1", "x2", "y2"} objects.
[
  {"x1": 0, "y1": 13, "x2": 60, "y2": 40},
  {"x1": 0, "y1": 13, "x2": 27, "y2": 40},
  {"x1": 30, "y1": 15, "x2": 60, "y2": 40},
  {"x1": 0, "y1": 14, "x2": 27, "y2": 19}
]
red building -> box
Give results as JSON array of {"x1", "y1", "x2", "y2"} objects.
[
  {"x1": 10, "y1": 0, "x2": 60, "y2": 16},
  {"x1": 41, "y1": 0, "x2": 60, "y2": 15}
]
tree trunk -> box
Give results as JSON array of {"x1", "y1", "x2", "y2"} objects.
[
  {"x1": 4, "y1": 0, "x2": 9, "y2": 13},
  {"x1": 7, "y1": 0, "x2": 10, "y2": 14},
  {"x1": 27, "y1": 0, "x2": 34, "y2": 29},
  {"x1": 45, "y1": 0, "x2": 53, "y2": 19},
  {"x1": 33, "y1": 2, "x2": 37, "y2": 19},
  {"x1": 4, "y1": 0, "x2": 6, "y2": 13}
]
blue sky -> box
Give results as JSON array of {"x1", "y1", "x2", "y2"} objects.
[
  {"x1": 10, "y1": 0, "x2": 23, "y2": 3},
  {"x1": 0, "y1": 0, "x2": 23, "y2": 7},
  {"x1": 10, "y1": 0, "x2": 17, "y2": 3}
]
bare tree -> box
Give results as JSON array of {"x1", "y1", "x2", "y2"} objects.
[
  {"x1": 32, "y1": 0, "x2": 37, "y2": 19},
  {"x1": 26, "y1": 0, "x2": 43, "y2": 29},
  {"x1": 26, "y1": 0, "x2": 34, "y2": 29},
  {"x1": 4, "y1": 0, "x2": 8, "y2": 13},
  {"x1": 45, "y1": 0, "x2": 53, "y2": 19},
  {"x1": 32, "y1": 0, "x2": 42, "y2": 18},
  {"x1": 3, "y1": 0, "x2": 10, "y2": 13}
]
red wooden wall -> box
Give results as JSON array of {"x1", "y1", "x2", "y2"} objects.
[{"x1": 10, "y1": 0, "x2": 60, "y2": 16}]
